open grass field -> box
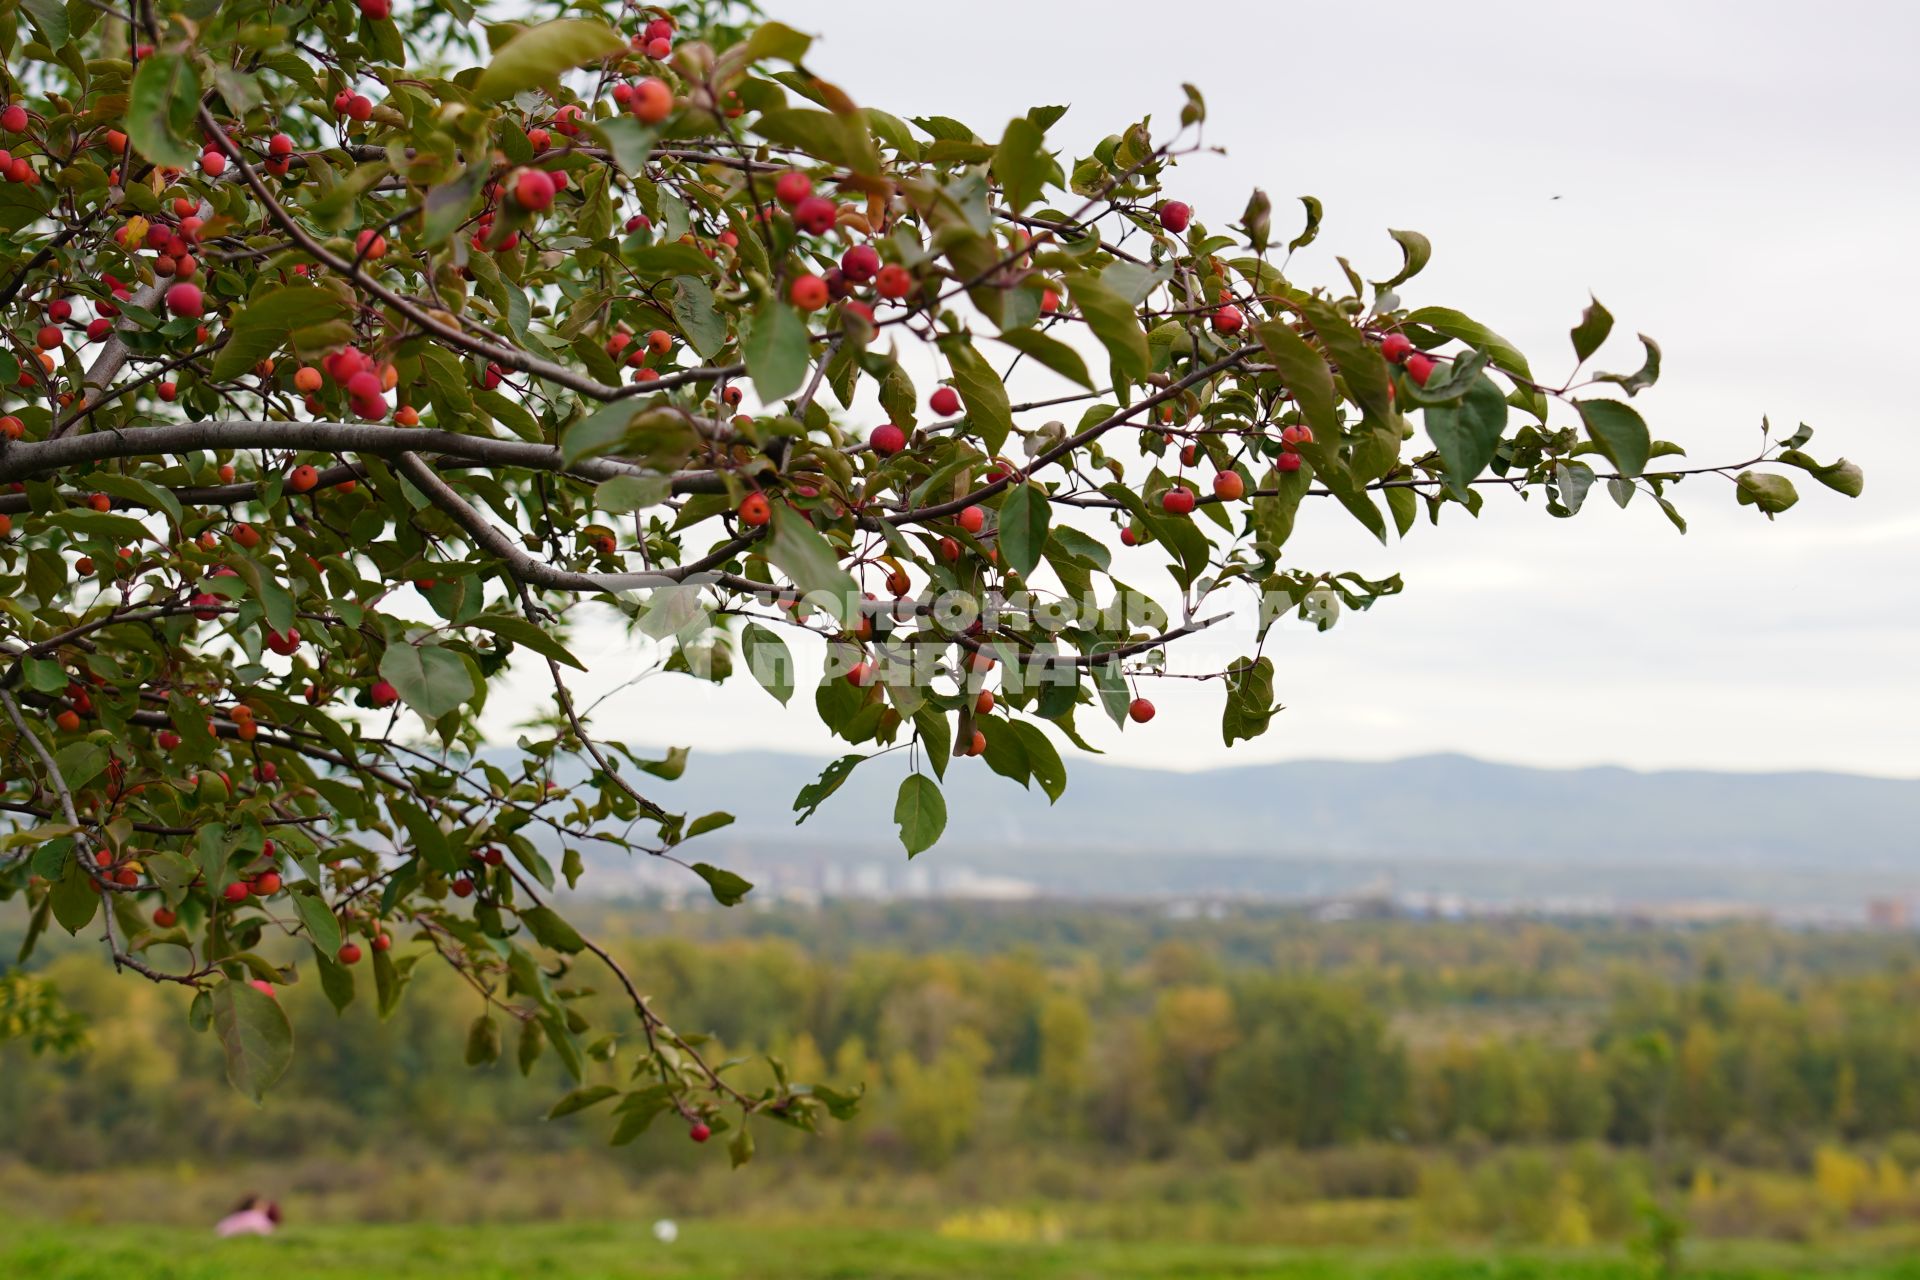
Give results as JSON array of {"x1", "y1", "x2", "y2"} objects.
[{"x1": 7, "y1": 1223, "x2": 1920, "y2": 1280}]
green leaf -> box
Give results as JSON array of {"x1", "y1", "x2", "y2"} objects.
[
  {"x1": 50, "y1": 855, "x2": 97, "y2": 935},
  {"x1": 520, "y1": 905, "x2": 586, "y2": 953},
  {"x1": 994, "y1": 329, "x2": 1094, "y2": 389},
  {"x1": 465, "y1": 1013, "x2": 502, "y2": 1065},
  {"x1": 464, "y1": 614, "x2": 586, "y2": 671},
  {"x1": 210, "y1": 979, "x2": 293, "y2": 1104},
  {"x1": 314, "y1": 945, "x2": 356, "y2": 1013},
  {"x1": 627, "y1": 242, "x2": 720, "y2": 279},
  {"x1": 1556, "y1": 461, "x2": 1598, "y2": 515},
  {"x1": 992, "y1": 115, "x2": 1050, "y2": 213},
  {"x1": 1576, "y1": 399, "x2": 1652, "y2": 479},
  {"x1": 422, "y1": 166, "x2": 489, "y2": 246},
  {"x1": 753, "y1": 108, "x2": 879, "y2": 177},
  {"x1": 1373, "y1": 229, "x2": 1431, "y2": 289},
  {"x1": 593, "y1": 116, "x2": 658, "y2": 177},
  {"x1": 794, "y1": 754, "x2": 864, "y2": 823},
  {"x1": 593, "y1": 474, "x2": 672, "y2": 515},
  {"x1": 893, "y1": 774, "x2": 947, "y2": 857},
  {"x1": 766, "y1": 503, "x2": 859, "y2": 626},
  {"x1": 373, "y1": 945, "x2": 414, "y2": 1020},
  {"x1": 1255, "y1": 322, "x2": 1338, "y2": 440},
  {"x1": 1222, "y1": 656, "x2": 1278, "y2": 747},
  {"x1": 1423, "y1": 375, "x2": 1509, "y2": 498},
  {"x1": 547, "y1": 1084, "x2": 619, "y2": 1119},
  {"x1": 729, "y1": 1122, "x2": 755, "y2": 1169},
  {"x1": 692, "y1": 861, "x2": 754, "y2": 906},
  {"x1": 1776, "y1": 450, "x2": 1863, "y2": 498},
  {"x1": 741, "y1": 623, "x2": 795, "y2": 705},
  {"x1": 687, "y1": 811, "x2": 734, "y2": 839},
  {"x1": 670, "y1": 276, "x2": 728, "y2": 359},
  {"x1": 733, "y1": 20, "x2": 812, "y2": 65},
  {"x1": 213, "y1": 285, "x2": 354, "y2": 381},
  {"x1": 128, "y1": 53, "x2": 201, "y2": 169},
  {"x1": 85, "y1": 473, "x2": 183, "y2": 528},
  {"x1": 1007, "y1": 720, "x2": 1066, "y2": 802},
  {"x1": 998, "y1": 484, "x2": 1050, "y2": 578},
  {"x1": 1103, "y1": 261, "x2": 1173, "y2": 306},
  {"x1": 1570, "y1": 296, "x2": 1614, "y2": 363},
  {"x1": 290, "y1": 890, "x2": 342, "y2": 956},
  {"x1": 742, "y1": 302, "x2": 810, "y2": 403},
  {"x1": 518, "y1": 1019, "x2": 546, "y2": 1076},
  {"x1": 560, "y1": 404, "x2": 696, "y2": 468},
  {"x1": 1735, "y1": 471, "x2": 1799, "y2": 515},
  {"x1": 474, "y1": 19, "x2": 627, "y2": 102},
  {"x1": 53, "y1": 742, "x2": 106, "y2": 792},
  {"x1": 1250, "y1": 462, "x2": 1310, "y2": 550},
  {"x1": 1289, "y1": 196, "x2": 1323, "y2": 251},
  {"x1": 942, "y1": 337, "x2": 1014, "y2": 456},
  {"x1": 1302, "y1": 300, "x2": 1393, "y2": 422},
  {"x1": 1064, "y1": 273, "x2": 1148, "y2": 383},
  {"x1": 1404, "y1": 306, "x2": 1537, "y2": 390},
  {"x1": 379, "y1": 643, "x2": 476, "y2": 720},
  {"x1": 1594, "y1": 334, "x2": 1662, "y2": 396},
  {"x1": 18, "y1": 0, "x2": 68, "y2": 45},
  {"x1": 230, "y1": 554, "x2": 294, "y2": 634}
]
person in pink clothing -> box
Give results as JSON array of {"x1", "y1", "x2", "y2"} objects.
[{"x1": 214, "y1": 1195, "x2": 281, "y2": 1237}]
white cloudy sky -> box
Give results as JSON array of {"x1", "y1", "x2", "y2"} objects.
[{"x1": 490, "y1": 1, "x2": 1917, "y2": 778}]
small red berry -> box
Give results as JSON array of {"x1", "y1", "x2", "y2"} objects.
[
  {"x1": 1161, "y1": 486, "x2": 1196, "y2": 516},
  {"x1": 1405, "y1": 353, "x2": 1437, "y2": 386},
  {"x1": 789, "y1": 274, "x2": 829, "y2": 312},
  {"x1": 1381, "y1": 332, "x2": 1413, "y2": 364},
  {"x1": 930, "y1": 386, "x2": 961, "y2": 417},
  {"x1": 875, "y1": 264, "x2": 913, "y2": 300},
  {"x1": 739, "y1": 492, "x2": 771, "y2": 527},
  {"x1": 773, "y1": 170, "x2": 812, "y2": 206},
  {"x1": 513, "y1": 168, "x2": 556, "y2": 211},
  {"x1": 869, "y1": 424, "x2": 906, "y2": 456},
  {"x1": 840, "y1": 244, "x2": 880, "y2": 283},
  {"x1": 1158, "y1": 201, "x2": 1191, "y2": 233},
  {"x1": 790, "y1": 195, "x2": 837, "y2": 236},
  {"x1": 165, "y1": 282, "x2": 203, "y2": 317},
  {"x1": 957, "y1": 506, "x2": 985, "y2": 535},
  {"x1": 631, "y1": 78, "x2": 674, "y2": 124},
  {"x1": 1128, "y1": 698, "x2": 1156, "y2": 724}
]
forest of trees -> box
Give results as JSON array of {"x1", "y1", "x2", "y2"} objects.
[{"x1": 9, "y1": 905, "x2": 1920, "y2": 1187}]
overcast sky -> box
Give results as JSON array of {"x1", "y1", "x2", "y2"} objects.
[{"x1": 487, "y1": 1, "x2": 1917, "y2": 778}]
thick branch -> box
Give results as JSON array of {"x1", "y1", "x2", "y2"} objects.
[{"x1": 0, "y1": 420, "x2": 727, "y2": 497}]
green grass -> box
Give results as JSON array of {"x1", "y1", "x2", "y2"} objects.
[{"x1": 8, "y1": 1223, "x2": 1920, "y2": 1280}]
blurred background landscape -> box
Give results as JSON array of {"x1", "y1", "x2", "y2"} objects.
[{"x1": 8, "y1": 751, "x2": 1920, "y2": 1277}]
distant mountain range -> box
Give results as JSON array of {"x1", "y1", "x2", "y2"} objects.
[{"x1": 584, "y1": 749, "x2": 1920, "y2": 908}]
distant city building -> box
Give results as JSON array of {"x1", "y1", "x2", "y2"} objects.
[{"x1": 1866, "y1": 897, "x2": 1913, "y2": 930}]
